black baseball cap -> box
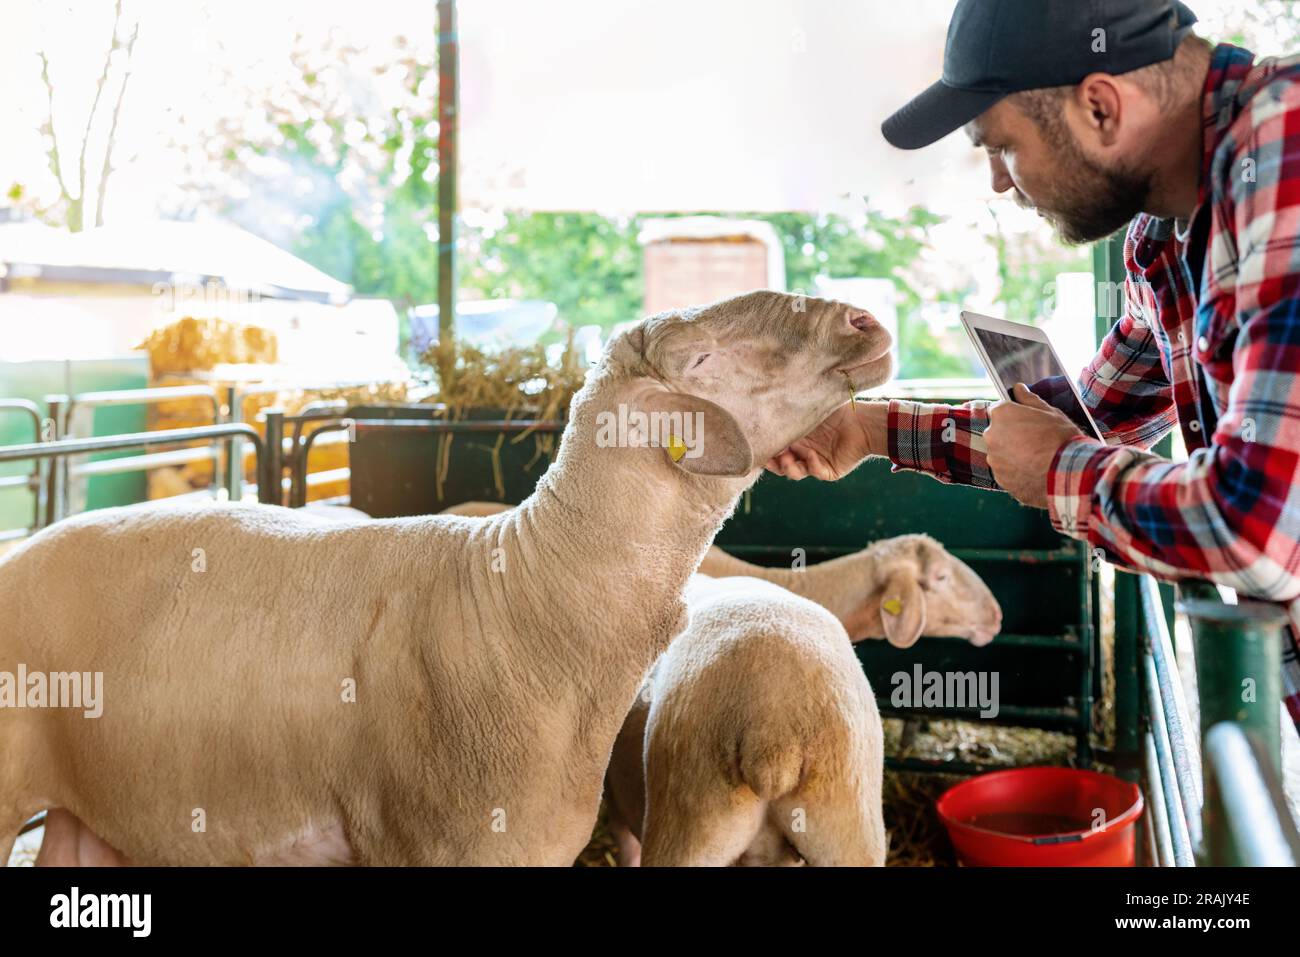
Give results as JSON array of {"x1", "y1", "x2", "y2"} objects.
[{"x1": 882, "y1": 0, "x2": 1198, "y2": 150}]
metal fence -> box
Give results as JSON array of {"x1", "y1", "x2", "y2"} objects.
[{"x1": 1136, "y1": 575, "x2": 1300, "y2": 865}]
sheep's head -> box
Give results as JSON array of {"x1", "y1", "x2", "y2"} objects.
[
  {"x1": 596, "y1": 290, "x2": 893, "y2": 477},
  {"x1": 844, "y1": 535, "x2": 1002, "y2": 648}
]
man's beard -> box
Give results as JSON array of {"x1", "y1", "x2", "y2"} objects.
[{"x1": 1016, "y1": 131, "x2": 1153, "y2": 245}]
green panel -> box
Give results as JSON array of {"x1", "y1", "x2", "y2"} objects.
[
  {"x1": 0, "y1": 358, "x2": 150, "y2": 530},
  {"x1": 1112, "y1": 571, "x2": 1143, "y2": 776},
  {"x1": 66, "y1": 359, "x2": 151, "y2": 511}
]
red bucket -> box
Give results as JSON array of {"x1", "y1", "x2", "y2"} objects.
[{"x1": 936, "y1": 767, "x2": 1143, "y2": 867}]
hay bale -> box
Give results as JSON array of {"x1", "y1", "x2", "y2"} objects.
[{"x1": 135, "y1": 316, "x2": 408, "y2": 501}]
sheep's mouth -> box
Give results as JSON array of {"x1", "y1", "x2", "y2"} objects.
[{"x1": 837, "y1": 351, "x2": 894, "y2": 390}]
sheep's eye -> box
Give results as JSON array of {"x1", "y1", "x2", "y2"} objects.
[{"x1": 690, "y1": 353, "x2": 711, "y2": 370}]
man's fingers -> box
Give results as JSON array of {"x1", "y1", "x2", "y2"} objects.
[
  {"x1": 764, "y1": 450, "x2": 793, "y2": 475},
  {"x1": 764, "y1": 448, "x2": 810, "y2": 480}
]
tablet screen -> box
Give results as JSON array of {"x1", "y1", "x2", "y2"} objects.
[{"x1": 972, "y1": 327, "x2": 1100, "y2": 438}]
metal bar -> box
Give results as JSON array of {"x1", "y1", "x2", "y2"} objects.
[
  {"x1": 885, "y1": 755, "x2": 1018, "y2": 776},
  {"x1": 304, "y1": 467, "x2": 350, "y2": 487},
  {"x1": 878, "y1": 703, "x2": 1079, "y2": 729},
  {"x1": 261, "y1": 410, "x2": 285, "y2": 507},
  {"x1": 223, "y1": 385, "x2": 242, "y2": 501},
  {"x1": 1076, "y1": 536, "x2": 1095, "y2": 767},
  {"x1": 63, "y1": 385, "x2": 220, "y2": 409},
  {"x1": 1140, "y1": 575, "x2": 1202, "y2": 847},
  {"x1": 70, "y1": 446, "x2": 219, "y2": 477},
  {"x1": 292, "y1": 420, "x2": 353, "y2": 508},
  {"x1": 1202, "y1": 721, "x2": 1300, "y2": 866},
  {"x1": 353, "y1": 418, "x2": 564, "y2": 434},
  {"x1": 0, "y1": 424, "x2": 264, "y2": 463},
  {"x1": 885, "y1": 632, "x2": 1080, "y2": 649},
  {"x1": 1143, "y1": 650, "x2": 1196, "y2": 865},
  {"x1": 436, "y1": 0, "x2": 460, "y2": 385},
  {"x1": 286, "y1": 406, "x2": 353, "y2": 507},
  {"x1": 715, "y1": 543, "x2": 1084, "y2": 565},
  {"x1": 42, "y1": 395, "x2": 64, "y2": 526},
  {"x1": 1143, "y1": 729, "x2": 1176, "y2": 866}
]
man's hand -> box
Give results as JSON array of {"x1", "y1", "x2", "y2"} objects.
[
  {"x1": 765, "y1": 400, "x2": 887, "y2": 481},
  {"x1": 985, "y1": 383, "x2": 1086, "y2": 509}
]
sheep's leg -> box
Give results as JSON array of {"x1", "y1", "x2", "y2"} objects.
[
  {"x1": 607, "y1": 817, "x2": 642, "y2": 867},
  {"x1": 34, "y1": 809, "x2": 130, "y2": 866},
  {"x1": 640, "y1": 785, "x2": 766, "y2": 866},
  {"x1": 0, "y1": 826, "x2": 16, "y2": 867},
  {"x1": 0, "y1": 796, "x2": 30, "y2": 867},
  {"x1": 771, "y1": 791, "x2": 886, "y2": 866}
]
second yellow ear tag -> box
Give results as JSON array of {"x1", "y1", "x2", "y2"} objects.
[
  {"x1": 882, "y1": 598, "x2": 903, "y2": 616},
  {"x1": 667, "y1": 435, "x2": 687, "y2": 462}
]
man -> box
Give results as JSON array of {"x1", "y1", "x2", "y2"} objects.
[{"x1": 767, "y1": 0, "x2": 1300, "y2": 727}]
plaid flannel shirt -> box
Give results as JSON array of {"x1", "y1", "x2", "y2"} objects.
[{"x1": 886, "y1": 44, "x2": 1300, "y2": 725}]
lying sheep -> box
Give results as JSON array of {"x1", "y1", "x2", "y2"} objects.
[
  {"x1": 0, "y1": 289, "x2": 894, "y2": 867},
  {"x1": 605, "y1": 574, "x2": 887, "y2": 866},
  {"x1": 697, "y1": 535, "x2": 1001, "y2": 647},
  {"x1": 443, "y1": 503, "x2": 1002, "y2": 648}
]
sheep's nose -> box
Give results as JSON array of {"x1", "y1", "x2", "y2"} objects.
[{"x1": 847, "y1": 310, "x2": 879, "y2": 333}]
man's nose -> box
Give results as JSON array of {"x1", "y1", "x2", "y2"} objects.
[{"x1": 989, "y1": 154, "x2": 1014, "y2": 194}]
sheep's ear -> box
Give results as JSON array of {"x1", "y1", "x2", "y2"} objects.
[
  {"x1": 635, "y1": 385, "x2": 753, "y2": 477},
  {"x1": 878, "y1": 570, "x2": 927, "y2": 648}
]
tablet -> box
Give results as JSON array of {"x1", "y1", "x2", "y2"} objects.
[{"x1": 959, "y1": 311, "x2": 1104, "y2": 441}]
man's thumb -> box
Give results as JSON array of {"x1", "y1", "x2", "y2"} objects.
[{"x1": 1012, "y1": 382, "x2": 1053, "y2": 411}]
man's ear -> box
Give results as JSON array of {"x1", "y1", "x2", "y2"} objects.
[
  {"x1": 633, "y1": 384, "x2": 753, "y2": 477},
  {"x1": 878, "y1": 570, "x2": 927, "y2": 649}
]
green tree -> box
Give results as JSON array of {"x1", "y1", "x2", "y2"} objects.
[{"x1": 460, "y1": 212, "x2": 643, "y2": 333}]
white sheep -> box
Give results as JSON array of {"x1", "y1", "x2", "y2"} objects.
[
  {"x1": 606, "y1": 574, "x2": 885, "y2": 866},
  {"x1": 696, "y1": 534, "x2": 1002, "y2": 647},
  {"x1": 602, "y1": 538, "x2": 1001, "y2": 867},
  {"x1": 0, "y1": 289, "x2": 894, "y2": 866}
]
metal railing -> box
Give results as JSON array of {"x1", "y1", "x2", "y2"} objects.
[
  {"x1": 1139, "y1": 575, "x2": 1300, "y2": 866},
  {"x1": 0, "y1": 399, "x2": 45, "y2": 541},
  {"x1": 0, "y1": 423, "x2": 277, "y2": 507},
  {"x1": 44, "y1": 385, "x2": 226, "y2": 524}
]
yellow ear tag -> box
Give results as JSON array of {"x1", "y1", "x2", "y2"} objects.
[
  {"x1": 667, "y1": 435, "x2": 687, "y2": 462},
  {"x1": 882, "y1": 598, "x2": 903, "y2": 616}
]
